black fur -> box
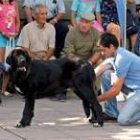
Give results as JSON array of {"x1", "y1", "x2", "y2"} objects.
[{"x1": 7, "y1": 49, "x2": 103, "y2": 128}]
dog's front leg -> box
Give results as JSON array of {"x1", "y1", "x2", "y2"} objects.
[{"x1": 16, "y1": 94, "x2": 35, "y2": 128}]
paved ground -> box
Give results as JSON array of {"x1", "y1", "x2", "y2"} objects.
[{"x1": 0, "y1": 94, "x2": 140, "y2": 140}]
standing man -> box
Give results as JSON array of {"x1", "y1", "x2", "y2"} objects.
[{"x1": 95, "y1": 32, "x2": 140, "y2": 126}]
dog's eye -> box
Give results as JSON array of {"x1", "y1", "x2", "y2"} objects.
[{"x1": 13, "y1": 52, "x2": 17, "y2": 57}]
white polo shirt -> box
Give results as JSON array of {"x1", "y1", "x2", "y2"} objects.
[{"x1": 17, "y1": 21, "x2": 56, "y2": 52}]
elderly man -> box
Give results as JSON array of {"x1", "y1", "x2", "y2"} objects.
[
  {"x1": 59, "y1": 12, "x2": 101, "y2": 101},
  {"x1": 62, "y1": 12, "x2": 101, "y2": 64},
  {"x1": 95, "y1": 32, "x2": 140, "y2": 126},
  {"x1": 23, "y1": 0, "x2": 69, "y2": 58},
  {"x1": 17, "y1": 4, "x2": 56, "y2": 60}
]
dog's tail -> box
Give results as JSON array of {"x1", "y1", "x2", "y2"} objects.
[{"x1": 82, "y1": 101, "x2": 90, "y2": 118}]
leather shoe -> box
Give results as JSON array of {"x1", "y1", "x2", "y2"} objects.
[{"x1": 103, "y1": 112, "x2": 117, "y2": 122}]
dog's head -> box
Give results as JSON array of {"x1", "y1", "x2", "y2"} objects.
[{"x1": 6, "y1": 48, "x2": 31, "y2": 72}]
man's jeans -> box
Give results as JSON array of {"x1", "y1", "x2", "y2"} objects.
[{"x1": 101, "y1": 70, "x2": 140, "y2": 126}]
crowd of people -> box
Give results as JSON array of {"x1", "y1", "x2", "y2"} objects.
[{"x1": 0, "y1": 0, "x2": 140, "y2": 126}]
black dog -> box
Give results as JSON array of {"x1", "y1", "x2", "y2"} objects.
[{"x1": 6, "y1": 48, "x2": 103, "y2": 128}]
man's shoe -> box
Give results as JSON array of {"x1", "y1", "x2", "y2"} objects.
[
  {"x1": 3, "y1": 91, "x2": 14, "y2": 97},
  {"x1": 48, "y1": 95, "x2": 59, "y2": 101},
  {"x1": 103, "y1": 112, "x2": 117, "y2": 122},
  {"x1": 58, "y1": 93, "x2": 66, "y2": 102}
]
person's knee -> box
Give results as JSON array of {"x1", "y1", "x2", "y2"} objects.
[
  {"x1": 117, "y1": 114, "x2": 131, "y2": 126},
  {"x1": 101, "y1": 70, "x2": 112, "y2": 81}
]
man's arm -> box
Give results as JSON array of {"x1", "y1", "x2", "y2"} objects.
[
  {"x1": 44, "y1": 48, "x2": 55, "y2": 60},
  {"x1": 95, "y1": 61, "x2": 112, "y2": 77},
  {"x1": 46, "y1": 25, "x2": 56, "y2": 59},
  {"x1": 89, "y1": 29, "x2": 101, "y2": 65},
  {"x1": 61, "y1": 29, "x2": 75, "y2": 57},
  {"x1": 49, "y1": 0, "x2": 65, "y2": 25},
  {"x1": 20, "y1": 47, "x2": 39, "y2": 59},
  {"x1": 17, "y1": 27, "x2": 38, "y2": 59},
  {"x1": 88, "y1": 52, "x2": 101, "y2": 65},
  {"x1": 15, "y1": 1, "x2": 20, "y2": 34},
  {"x1": 49, "y1": 13, "x2": 64, "y2": 25},
  {"x1": 24, "y1": 6, "x2": 33, "y2": 23},
  {"x1": 97, "y1": 77, "x2": 124, "y2": 102},
  {"x1": 95, "y1": 12, "x2": 102, "y2": 25},
  {"x1": 71, "y1": 11, "x2": 77, "y2": 26}
]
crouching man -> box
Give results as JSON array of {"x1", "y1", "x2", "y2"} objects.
[{"x1": 95, "y1": 32, "x2": 140, "y2": 126}]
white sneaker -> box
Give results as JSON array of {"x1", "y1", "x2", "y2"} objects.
[{"x1": 3, "y1": 91, "x2": 13, "y2": 97}]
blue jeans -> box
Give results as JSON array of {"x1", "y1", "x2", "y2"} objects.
[
  {"x1": 134, "y1": 28, "x2": 140, "y2": 56},
  {"x1": 101, "y1": 70, "x2": 140, "y2": 126}
]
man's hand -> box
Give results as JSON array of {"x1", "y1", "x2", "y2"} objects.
[
  {"x1": 97, "y1": 77, "x2": 124, "y2": 102},
  {"x1": 49, "y1": 18, "x2": 57, "y2": 25},
  {"x1": 88, "y1": 60, "x2": 93, "y2": 65}
]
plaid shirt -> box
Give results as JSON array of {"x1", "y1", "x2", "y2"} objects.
[{"x1": 101, "y1": 0, "x2": 118, "y2": 30}]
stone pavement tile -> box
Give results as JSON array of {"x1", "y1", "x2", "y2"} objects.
[
  {"x1": 53, "y1": 123, "x2": 140, "y2": 140},
  {"x1": 0, "y1": 127, "x2": 23, "y2": 140},
  {"x1": 28, "y1": 138, "x2": 77, "y2": 140},
  {"x1": 6, "y1": 125, "x2": 73, "y2": 139},
  {"x1": 0, "y1": 108, "x2": 22, "y2": 120},
  {"x1": 107, "y1": 125, "x2": 140, "y2": 140},
  {"x1": 78, "y1": 137, "x2": 118, "y2": 140},
  {"x1": 37, "y1": 99, "x2": 86, "y2": 118},
  {"x1": 34, "y1": 109, "x2": 69, "y2": 121},
  {"x1": 0, "y1": 119, "x2": 20, "y2": 127}
]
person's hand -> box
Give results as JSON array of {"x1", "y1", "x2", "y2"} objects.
[
  {"x1": 68, "y1": 24, "x2": 74, "y2": 30},
  {"x1": 43, "y1": 57, "x2": 49, "y2": 61},
  {"x1": 2, "y1": 33, "x2": 10, "y2": 39},
  {"x1": 88, "y1": 60, "x2": 93, "y2": 66},
  {"x1": 11, "y1": 33, "x2": 19, "y2": 38},
  {"x1": 49, "y1": 18, "x2": 57, "y2": 25}
]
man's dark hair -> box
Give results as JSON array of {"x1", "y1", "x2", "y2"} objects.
[{"x1": 99, "y1": 32, "x2": 119, "y2": 49}]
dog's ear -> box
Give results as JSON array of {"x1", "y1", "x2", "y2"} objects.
[
  {"x1": 6, "y1": 51, "x2": 13, "y2": 65},
  {"x1": 23, "y1": 50, "x2": 31, "y2": 65}
]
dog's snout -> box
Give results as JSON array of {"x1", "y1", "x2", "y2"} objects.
[
  {"x1": 18, "y1": 55, "x2": 26, "y2": 66},
  {"x1": 20, "y1": 59, "x2": 26, "y2": 65}
]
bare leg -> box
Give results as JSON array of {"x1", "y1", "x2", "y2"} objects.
[
  {"x1": 2, "y1": 72, "x2": 10, "y2": 93},
  {"x1": 0, "y1": 48, "x2": 5, "y2": 62}
]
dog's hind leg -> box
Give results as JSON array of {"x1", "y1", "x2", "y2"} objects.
[
  {"x1": 82, "y1": 101, "x2": 90, "y2": 118},
  {"x1": 73, "y1": 77, "x2": 104, "y2": 127},
  {"x1": 82, "y1": 100, "x2": 97, "y2": 124},
  {"x1": 16, "y1": 94, "x2": 35, "y2": 128}
]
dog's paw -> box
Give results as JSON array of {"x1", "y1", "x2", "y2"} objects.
[
  {"x1": 16, "y1": 121, "x2": 30, "y2": 128},
  {"x1": 16, "y1": 122, "x2": 25, "y2": 128},
  {"x1": 88, "y1": 116, "x2": 96, "y2": 124},
  {"x1": 93, "y1": 122, "x2": 102, "y2": 127},
  {"x1": 96, "y1": 117, "x2": 104, "y2": 127}
]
